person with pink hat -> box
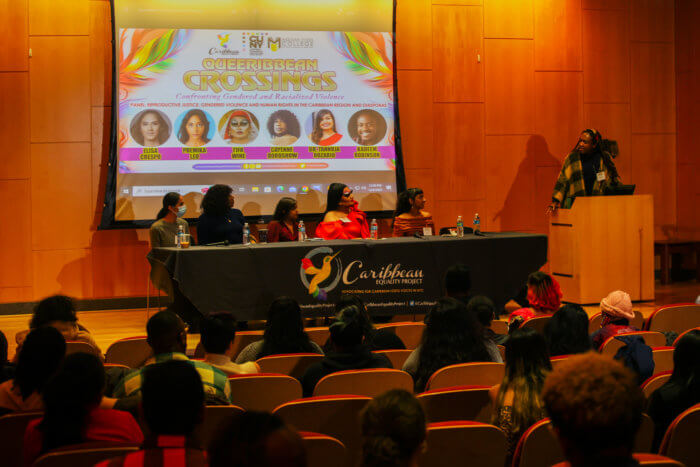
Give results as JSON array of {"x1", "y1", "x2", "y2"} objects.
[{"x1": 591, "y1": 290, "x2": 639, "y2": 350}]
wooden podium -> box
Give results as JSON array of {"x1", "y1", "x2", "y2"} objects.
[{"x1": 549, "y1": 195, "x2": 654, "y2": 304}]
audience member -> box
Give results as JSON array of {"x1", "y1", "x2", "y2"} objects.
[
  {"x1": 489, "y1": 328, "x2": 551, "y2": 463},
  {"x1": 542, "y1": 353, "x2": 645, "y2": 467},
  {"x1": 236, "y1": 297, "x2": 322, "y2": 363},
  {"x1": 404, "y1": 297, "x2": 493, "y2": 392},
  {"x1": 544, "y1": 304, "x2": 592, "y2": 357},
  {"x1": 509, "y1": 272, "x2": 562, "y2": 331},
  {"x1": 97, "y1": 360, "x2": 207, "y2": 467},
  {"x1": 302, "y1": 305, "x2": 392, "y2": 396},
  {"x1": 443, "y1": 263, "x2": 471, "y2": 304},
  {"x1": 208, "y1": 412, "x2": 306, "y2": 467},
  {"x1": 201, "y1": 313, "x2": 259, "y2": 375},
  {"x1": 23, "y1": 353, "x2": 143, "y2": 465},
  {"x1": 646, "y1": 329, "x2": 700, "y2": 450},
  {"x1": 467, "y1": 295, "x2": 507, "y2": 353},
  {"x1": 591, "y1": 290, "x2": 638, "y2": 350},
  {"x1": 0, "y1": 330, "x2": 13, "y2": 384},
  {"x1": 0, "y1": 327, "x2": 65, "y2": 414},
  {"x1": 113, "y1": 310, "x2": 231, "y2": 405},
  {"x1": 360, "y1": 389, "x2": 426, "y2": 467}
]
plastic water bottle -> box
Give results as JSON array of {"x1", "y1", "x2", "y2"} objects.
[
  {"x1": 370, "y1": 219, "x2": 379, "y2": 240},
  {"x1": 176, "y1": 224, "x2": 184, "y2": 247},
  {"x1": 473, "y1": 213, "x2": 481, "y2": 234},
  {"x1": 456, "y1": 216, "x2": 464, "y2": 238},
  {"x1": 298, "y1": 220, "x2": 306, "y2": 242},
  {"x1": 243, "y1": 222, "x2": 250, "y2": 244}
]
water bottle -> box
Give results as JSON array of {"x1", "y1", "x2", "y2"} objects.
[
  {"x1": 456, "y1": 215, "x2": 464, "y2": 238},
  {"x1": 176, "y1": 224, "x2": 184, "y2": 247},
  {"x1": 243, "y1": 222, "x2": 250, "y2": 244},
  {"x1": 370, "y1": 218, "x2": 378, "y2": 240},
  {"x1": 473, "y1": 213, "x2": 481, "y2": 234},
  {"x1": 298, "y1": 220, "x2": 306, "y2": 242}
]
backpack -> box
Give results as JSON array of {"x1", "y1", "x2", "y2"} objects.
[{"x1": 613, "y1": 335, "x2": 655, "y2": 385}]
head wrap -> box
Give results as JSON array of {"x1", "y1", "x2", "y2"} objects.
[
  {"x1": 224, "y1": 110, "x2": 257, "y2": 141},
  {"x1": 600, "y1": 290, "x2": 634, "y2": 325},
  {"x1": 526, "y1": 276, "x2": 563, "y2": 314}
]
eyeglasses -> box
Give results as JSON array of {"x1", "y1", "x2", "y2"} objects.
[
  {"x1": 230, "y1": 121, "x2": 249, "y2": 127},
  {"x1": 342, "y1": 190, "x2": 353, "y2": 197}
]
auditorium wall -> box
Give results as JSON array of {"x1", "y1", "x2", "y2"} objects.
[{"x1": 0, "y1": 0, "x2": 693, "y2": 303}]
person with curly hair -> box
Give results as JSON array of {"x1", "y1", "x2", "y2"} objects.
[
  {"x1": 310, "y1": 109, "x2": 342, "y2": 146},
  {"x1": 197, "y1": 184, "x2": 246, "y2": 245},
  {"x1": 267, "y1": 110, "x2": 300, "y2": 146},
  {"x1": 508, "y1": 272, "x2": 562, "y2": 331},
  {"x1": 178, "y1": 109, "x2": 210, "y2": 147}
]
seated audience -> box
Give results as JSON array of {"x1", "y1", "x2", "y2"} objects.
[
  {"x1": 97, "y1": 360, "x2": 207, "y2": 467},
  {"x1": 302, "y1": 305, "x2": 392, "y2": 396},
  {"x1": 509, "y1": 272, "x2": 562, "y2": 331},
  {"x1": 197, "y1": 184, "x2": 246, "y2": 245},
  {"x1": 0, "y1": 330, "x2": 12, "y2": 383},
  {"x1": 444, "y1": 263, "x2": 472, "y2": 304},
  {"x1": 646, "y1": 329, "x2": 700, "y2": 451},
  {"x1": 489, "y1": 328, "x2": 551, "y2": 463},
  {"x1": 360, "y1": 389, "x2": 427, "y2": 467},
  {"x1": 113, "y1": 310, "x2": 231, "y2": 405},
  {"x1": 315, "y1": 183, "x2": 369, "y2": 239},
  {"x1": 201, "y1": 313, "x2": 259, "y2": 375},
  {"x1": 542, "y1": 353, "x2": 645, "y2": 467},
  {"x1": 591, "y1": 290, "x2": 638, "y2": 350},
  {"x1": 267, "y1": 197, "x2": 299, "y2": 242},
  {"x1": 468, "y1": 295, "x2": 507, "y2": 353},
  {"x1": 208, "y1": 412, "x2": 306, "y2": 467},
  {"x1": 23, "y1": 353, "x2": 143, "y2": 465},
  {"x1": 403, "y1": 297, "x2": 494, "y2": 392},
  {"x1": 236, "y1": 297, "x2": 322, "y2": 363},
  {"x1": 149, "y1": 191, "x2": 189, "y2": 248},
  {"x1": 392, "y1": 188, "x2": 435, "y2": 237},
  {"x1": 0, "y1": 327, "x2": 65, "y2": 414},
  {"x1": 544, "y1": 304, "x2": 592, "y2": 357}
]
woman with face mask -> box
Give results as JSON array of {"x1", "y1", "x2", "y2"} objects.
[{"x1": 149, "y1": 192, "x2": 190, "y2": 248}]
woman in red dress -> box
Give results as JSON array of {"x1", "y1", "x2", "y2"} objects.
[
  {"x1": 316, "y1": 183, "x2": 369, "y2": 239},
  {"x1": 310, "y1": 109, "x2": 343, "y2": 146},
  {"x1": 267, "y1": 197, "x2": 299, "y2": 242}
]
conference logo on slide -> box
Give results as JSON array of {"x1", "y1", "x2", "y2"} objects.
[
  {"x1": 300, "y1": 247, "x2": 342, "y2": 301},
  {"x1": 217, "y1": 34, "x2": 230, "y2": 48}
]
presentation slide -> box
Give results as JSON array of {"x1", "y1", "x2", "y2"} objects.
[{"x1": 111, "y1": 1, "x2": 401, "y2": 222}]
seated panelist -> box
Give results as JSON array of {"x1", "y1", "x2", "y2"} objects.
[
  {"x1": 392, "y1": 188, "x2": 435, "y2": 237},
  {"x1": 267, "y1": 197, "x2": 299, "y2": 242},
  {"x1": 315, "y1": 183, "x2": 369, "y2": 240},
  {"x1": 149, "y1": 192, "x2": 189, "y2": 248},
  {"x1": 197, "y1": 184, "x2": 245, "y2": 245}
]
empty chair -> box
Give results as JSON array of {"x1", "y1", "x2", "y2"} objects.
[
  {"x1": 635, "y1": 413, "x2": 655, "y2": 453},
  {"x1": 512, "y1": 418, "x2": 565, "y2": 467},
  {"x1": 65, "y1": 341, "x2": 101, "y2": 358},
  {"x1": 645, "y1": 303, "x2": 700, "y2": 335},
  {"x1": 228, "y1": 374, "x2": 302, "y2": 412},
  {"x1": 641, "y1": 372, "x2": 673, "y2": 399},
  {"x1": 425, "y1": 362, "x2": 505, "y2": 391},
  {"x1": 305, "y1": 327, "x2": 331, "y2": 348},
  {"x1": 652, "y1": 347, "x2": 675, "y2": 374},
  {"x1": 489, "y1": 320, "x2": 508, "y2": 335},
  {"x1": 375, "y1": 322, "x2": 425, "y2": 349},
  {"x1": 33, "y1": 443, "x2": 140, "y2": 467},
  {"x1": 599, "y1": 332, "x2": 668, "y2": 356},
  {"x1": 256, "y1": 353, "x2": 324, "y2": 380},
  {"x1": 0, "y1": 411, "x2": 43, "y2": 467},
  {"x1": 313, "y1": 369, "x2": 413, "y2": 397},
  {"x1": 194, "y1": 405, "x2": 245, "y2": 449},
  {"x1": 589, "y1": 310, "x2": 644, "y2": 334},
  {"x1": 417, "y1": 385, "x2": 491, "y2": 423},
  {"x1": 552, "y1": 454, "x2": 683, "y2": 467},
  {"x1": 658, "y1": 403, "x2": 700, "y2": 467},
  {"x1": 419, "y1": 421, "x2": 507, "y2": 467},
  {"x1": 520, "y1": 315, "x2": 551, "y2": 334},
  {"x1": 372, "y1": 349, "x2": 413, "y2": 370},
  {"x1": 105, "y1": 337, "x2": 152, "y2": 368},
  {"x1": 300, "y1": 432, "x2": 346, "y2": 467}
]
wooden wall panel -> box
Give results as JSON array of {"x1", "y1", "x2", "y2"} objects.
[
  {"x1": 534, "y1": 0, "x2": 582, "y2": 71},
  {"x1": 31, "y1": 143, "x2": 93, "y2": 250},
  {"x1": 676, "y1": 163, "x2": 698, "y2": 235},
  {"x1": 91, "y1": 107, "x2": 110, "y2": 215},
  {"x1": 433, "y1": 200, "x2": 487, "y2": 233},
  {"x1": 29, "y1": 36, "x2": 91, "y2": 142},
  {"x1": 535, "y1": 165, "x2": 562, "y2": 233},
  {"x1": 484, "y1": 0, "x2": 534, "y2": 39},
  {"x1": 0, "y1": 287, "x2": 33, "y2": 303},
  {"x1": 28, "y1": 0, "x2": 89, "y2": 36},
  {"x1": 396, "y1": 0, "x2": 432, "y2": 69},
  {"x1": 0, "y1": 73, "x2": 30, "y2": 179},
  {"x1": 432, "y1": 6, "x2": 484, "y2": 102},
  {"x1": 581, "y1": 0, "x2": 629, "y2": 9},
  {"x1": 534, "y1": 72, "x2": 583, "y2": 160},
  {"x1": 92, "y1": 244, "x2": 150, "y2": 298},
  {"x1": 404, "y1": 169, "x2": 435, "y2": 207},
  {"x1": 631, "y1": 134, "x2": 676, "y2": 230},
  {"x1": 0, "y1": 180, "x2": 32, "y2": 287},
  {"x1": 674, "y1": 71, "x2": 693, "y2": 165},
  {"x1": 32, "y1": 249, "x2": 92, "y2": 299},
  {"x1": 631, "y1": 43, "x2": 676, "y2": 134},
  {"x1": 485, "y1": 39, "x2": 535, "y2": 134},
  {"x1": 583, "y1": 103, "x2": 632, "y2": 181},
  {"x1": 433, "y1": 0, "x2": 482, "y2": 4},
  {"x1": 632, "y1": 0, "x2": 674, "y2": 42},
  {"x1": 0, "y1": 0, "x2": 28, "y2": 71},
  {"x1": 582, "y1": 9, "x2": 630, "y2": 103},
  {"x1": 432, "y1": 103, "x2": 484, "y2": 201},
  {"x1": 398, "y1": 71, "x2": 434, "y2": 169},
  {"x1": 89, "y1": 0, "x2": 112, "y2": 107}
]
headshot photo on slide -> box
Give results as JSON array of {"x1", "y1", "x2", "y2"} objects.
[
  {"x1": 175, "y1": 109, "x2": 216, "y2": 147},
  {"x1": 219, "y1": 109, "x2": 259, "y2": 145},
  {"x1": 307, "y1": 109, "x2": 343, "y2": 146},
  {"x1": 129, "y1": 109, "x2": 171, "y2": 147},
  {"x1": 267, "y1": 109, "x2": 301, "y2": 146},
  {"x1": 348, "y1": 109, "x2": 387, "y2": 146}
]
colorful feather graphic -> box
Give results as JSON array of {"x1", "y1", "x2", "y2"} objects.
[
  {"x1": 119, "y1": 29, "x2": 191, "y2": 90},
  {"x1": 330, "y1": 32, "x2": 394, "y2": 97}
]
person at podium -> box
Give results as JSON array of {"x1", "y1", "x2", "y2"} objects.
[
  {"x1": 547, "y1": 129, "x2": 621, "y2": 213},
  {"x1": 316, "y1": 183, "x2": 369, "y2": 240}
]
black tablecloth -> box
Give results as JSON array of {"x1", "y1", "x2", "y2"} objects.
[{"x1": 148, "y1": 233, "x2": 548, "y2": 320}]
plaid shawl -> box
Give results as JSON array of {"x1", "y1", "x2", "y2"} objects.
[{"x1": 552, "y1": 151, "x2": 618, "y2": 208}]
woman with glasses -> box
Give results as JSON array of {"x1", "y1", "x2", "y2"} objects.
[{"x1": 315, "y1": 183, "x2": 369, "y2": 239}]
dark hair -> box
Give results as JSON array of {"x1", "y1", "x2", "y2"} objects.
[
  {"x1": 526, "y1": 271, "x2": 562, "y2": 314},
  {"x1": 349, "y1": 109, "x2": 387, "y2": 146},
  {"x1": 15, "y1": 327, "x2": 66, "y2": 399},
  {"x1": 330, "y1": 305, "x2": 366, "y2": 350},
  {"x1": 201, "y1": 184, "x2": 233, "y2": 217},
  {"x1": 0, "y1": 330, "x2": 8, "y2": 365},
  {"x1": 467, "y1": 295, "x2": 496, "y2": 328},
  {"x1": 444, "y1": 264, "x2": 471, "y2": 297},
  {"x1": 31, "y1": 295, "x2": 77, "y2": 329},
  {"x1": 39, "y1": 353, "x2": 105, "y2": 453},
  {"x1": 177, "y1": 109, "x2": 211, "y2": 144},
  {"x1": 157, "y1": 192, "x2": 181, "y2": 220},
  {"x1": 574, "y1": 129, "x2": 620, "y2": 183},
  {"x1": 201, "y1": 313, "x2": 237, "y2": 355},
  {"x1": 393, "y1": 188, "x2": 424, "y2": 218},
  {"x1": 130, "y1": 109, "x2": 170, "y2": 146},
  {"x1": 544, "y1": 304, "x2": 592, "y2": 357},
  {"x1": 272, "y1": 197, "x2": 298, "y2": 222},
  {"x1": 142, "y1": 360, "x2": 204, "y2": 435},
  {"x1": 267, "y1": 110, "x2": 300, "y2": 138},
  {"x1": 208, "y1": 412, "x2": 305, "y2": 467},
  {"x1": 360, "y1": 389, "x2": 426, "y2": 467},
  {"x1": 311, "y1": 109, "x2": 337, "y2": 144},
  {"x1": 665, "y1": 330, "x2": 700, "y2": 398},
  {"x1": 414, "y1": 298, "x2": 491, "y2": 392},
  {"x1": 334, "y1": 294, "x2": 375, "y2": 341},
  {"x1": 258, "y1": 297, "x2": 316, "y2": 358},
  {"x1": 324, "y1": 182, "x2": 348, "y2": 214},
  {"x1": 146, "y1": 309, "x2": 186, "y2": 356}
]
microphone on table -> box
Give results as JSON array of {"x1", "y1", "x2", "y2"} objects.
[
  {"x1": 413, "y1": 232, "x2": 427, "y2": 239},
  {"x1": 206, "y1": 240, "x2": 230, "y2": 246}
]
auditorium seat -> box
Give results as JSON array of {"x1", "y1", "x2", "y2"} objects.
[
  {"x1": 599, "y1": 331, "x2": 667, "y2": 355},
  {"x1": 273, "y1": 395, "x2": 371, "y2": 467},
  {"x1": 65, "y1": 341, "x2": 102, "y2": 358},
  {"x1": 520, "y1": 315, "x2": 551, "y2": 334},
  {"x1": 105, "y1": 337, "x2": 152, "y2": 368},
  {"x1": 552, "y1": 454, "x2": 683, "y2": 467},
  {"x1": 102, "y1": 363, "x2": 131, "y2": 371},
  {"x1": 673, "y1": 327, "x2": 700, "y2": 346},
  {"x1": 313, "y1": 369, "x2": 413, "y2": 397},
  {"x1": 416, "y1": 385, "x2": 491, "y2": 423},
  {"x1": 0, "y1": 411, "x2": 43, "y2": 467},
  {"x1": 641, "y1": 372, "x2": 673, "y2": 399},
  {"x1": 375, "y1": 322, "x2": 425, "y2": 349},
  {"x1": 256, "y1": 353, "x2": 324, "y2": 380},
  {"x1": 659, "y1": 402, "x2": 700, "y2": 467},
  {"x1": 425, "y1": 362, "x2": 505, "y2": 391},
  {"x1": 644, "y1": 303, "x2": 700, "y2": 335},
  {"x1": 497, "y1": 345, "x2": 506, "y2": 362},
  {"x1": 300, "y1": 432, "x2": 346, "y2": 467},
  {"x1": 651, "y1": 347, "x2": 675, "y2": 374},
  {"x1": 489, "y1": 320, "x2": 508, "y2": 335},
  {"x1": 33, "y1": 443, "x2": 140, "y2": 467},
  {"x1": 228, "y1": 373, "x2": 302, "y2": 412},
  {"x1": 305, "y1": 327, "x2": 331, "y2": 348},
  {"x1": 588, "y1": 310, "x2": 645, "y2": 334},
  {"x1": 550, "y1": 355, "x2": 571, "y2": 370},
  {"x1": 420, "y1": 421, "x2": 507, "y2": 467},
  {"x1": 195, "y1": 405, "x2": 245, "y2": 449},
  {"x1": 635, "y1": 413, "x2": 655, "y2": 453},
  {"x1": 372, "y1": 349, "x2": 412, "y2": 369},
  {"x1": 193, "y1": 330, "x2": 264, "y2": 360}
]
